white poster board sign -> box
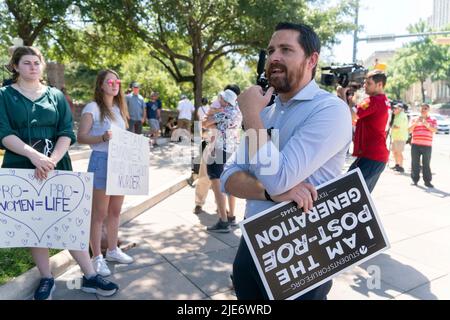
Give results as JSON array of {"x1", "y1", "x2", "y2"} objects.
[
  {"x1": 0, "y1": 169, "x2": 93, "y2": 251},
  {"x1": 106, "y1": 124, "x2": 150, "y2": 195},
  {"x1": 240, "y1": 169, "x2": 390, "y2": 300}
]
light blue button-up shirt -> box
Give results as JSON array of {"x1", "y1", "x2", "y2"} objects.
[{"x1": 220, "y1": 80, "x2": 352, "y2": 219}]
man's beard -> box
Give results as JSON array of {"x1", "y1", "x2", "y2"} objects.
[{"x1": 268, "y1": 61, "x2": 307, "y2": 93}]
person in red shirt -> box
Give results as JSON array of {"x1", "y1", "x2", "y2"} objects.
[
  {"x1": 409, "y1": 103, "x2": 437, "y2": 188},
  {"x1": 338, "y1": 70, "x2": 390, "y2": 192}
]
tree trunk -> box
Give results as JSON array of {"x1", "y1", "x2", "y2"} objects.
[
  {"x1": 192, "y1": 61, "x2": 203, "y2": 121},
  {"x1": 420, "y1": 80, "x2": 426, "y2": 103}
]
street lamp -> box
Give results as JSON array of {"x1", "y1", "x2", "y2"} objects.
[{"x1": 352, "y1": 0, "x2": 360, "y2": 63}]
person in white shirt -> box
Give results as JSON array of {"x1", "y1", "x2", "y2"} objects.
[
  {"x1": 77, "y1": 69, "x2": 134, "y2": 278},
  {"x1": 177, "y1": 94, "x2": 195, "y2": 132},
  {"x1": 193, "y1": 97, "x2": 211, "y2": 214}
]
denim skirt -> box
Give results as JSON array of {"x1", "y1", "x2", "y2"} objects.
[{"x1": 87, "y1": 151, "x2": 108, "y2": 190}]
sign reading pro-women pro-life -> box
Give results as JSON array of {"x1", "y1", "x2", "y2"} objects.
[
  {"x1": 106, "y1": 124, "x2": 150, "y2": 195},
  {"x1": 0, "y1": 169, "x2": 93, "y2": 251}
]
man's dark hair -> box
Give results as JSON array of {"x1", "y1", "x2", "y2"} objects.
[
  {"x1": 367, "y1": 70, "x2": 387, "y2": 88},
  {"x1": 275, "y1": 22, "x2": 321, "y2": 79},
  {"x1": 224, "y1": 84, "x2": 241, "y2": 95},
  {"x1": 201, "y1": 97, "x2": 208, "y2": 105}
]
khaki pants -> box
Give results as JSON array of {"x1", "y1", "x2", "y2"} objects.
[
  {"x1": 178, "y1": 118, "x2": 191, "y2": 131},
  {"x1": 195, "y1": 150, "x2": 211, "y2": 206}
]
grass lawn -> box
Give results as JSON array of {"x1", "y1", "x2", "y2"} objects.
[{"x1": 0, "y1": 248, "x2": 61, "y2": 286}]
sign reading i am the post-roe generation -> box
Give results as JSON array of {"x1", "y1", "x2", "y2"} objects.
[
  {"x1": 240, "y1": 169, "x2": 390, "y2": 300},
  {"x1": 0, "y1": 169, "x2": 93, "y2": 251}
]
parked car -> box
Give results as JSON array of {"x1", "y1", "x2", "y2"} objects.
[{"x1": 432, "y1": 114, "x2": 450, "y2": 134}]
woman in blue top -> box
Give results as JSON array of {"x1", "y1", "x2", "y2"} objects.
[
  {"x1": 0, "y1": 47, "x2": 118, "y2": 300},
  {"x1": 77, "y1": 70, "x2": 133, "y2": 277}
]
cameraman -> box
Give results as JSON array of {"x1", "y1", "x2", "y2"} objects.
[{"x1": 337, "y1": 70, "x2": 390, "y2": 192}]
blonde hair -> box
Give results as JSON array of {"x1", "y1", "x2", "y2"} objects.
[
  {"x1": 8, "y1": 46, "x2": 46, "y2": 83},
  {"x1": 94, "y1": 69, "x2": 129, "y2": 128}
]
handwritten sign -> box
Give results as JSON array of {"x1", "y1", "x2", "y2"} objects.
[
  {"x1": 106, "y1": 124, "x2": 150, "y2": 195},
  {"x1": 240, "y1": 169, "x2": 390, "y2": 300},
  {"x1": 0, "y1": 169, "x2": 93, "y2": 251}
]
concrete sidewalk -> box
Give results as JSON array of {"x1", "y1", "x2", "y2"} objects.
[
  {"x1": 51, "y1": 142, "x2": 450, "y2": 300},
  {"x1": 0, "y1": 142, "x2": 192, "y2": 300}
]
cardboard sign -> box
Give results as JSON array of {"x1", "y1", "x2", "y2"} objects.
[
  {"x1": 0, "y1": 169, "x2": 93, "y2": 251},
  {"x1": 106, "y1": 124, "x2": 150, "y2": 195},
  {"x1": 240, "y1": 169, "x2": 390, "y2": 300}
]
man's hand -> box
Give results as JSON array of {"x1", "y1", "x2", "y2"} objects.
[
  {"x1": 336, "y1": 86, "x2": 349, "y2": 101},
  {"x1": 271, "y1": 182, "x2": 318, "y2": 212},
  {"x1": 336, "y1": 86, "x2": 355, "y2": 107},
  {"x1": 238, "y1": 86, "x2": 274, "y2": 129}
]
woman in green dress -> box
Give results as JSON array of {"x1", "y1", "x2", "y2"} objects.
[{"x1": 0, "y1": 46, "x2": 119, "y2": 300}]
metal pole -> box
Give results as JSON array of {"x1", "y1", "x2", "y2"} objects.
[{"x1": 352, "y1": 0, "x2": 360, "y2": 63}]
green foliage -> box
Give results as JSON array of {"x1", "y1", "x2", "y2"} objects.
[
  {"x1": 385, "y1": 21, "x2": 449, "y2": 102},
  {"x1": 119, "y1": 48, "x2": 253, "y2": 108},
  {"x1": 0, "y1": 248, "x2": 60, "y2": 286},
  {"x1": 0, "y1": 0, "x2": 74, "y2": 46},
  {"x1": 82, "y1": 0, "x2": 354, "y2": 105},
  {"x1": 64, "y1": 62, "x2": 98, "y2": 103}
]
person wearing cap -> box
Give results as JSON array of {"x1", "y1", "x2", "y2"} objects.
[
  {"x1": 193, "y1": 85, "x2": 241, "y2": 215},
  {"x1": 203, "y1": 89, "x2": 242, "y2": 233},
  {"x1": 390, "y1": 103, "x2": 409, "y2": 173},
  {"x1": 176, "y1": 94, "x2": 195, "y2": 132},
  {"x1": 146, "y1": 91, "x2": 163, "y2": 142},
  {"x1": 125, "y1": 82, "x2": 146, "y2": 134}
]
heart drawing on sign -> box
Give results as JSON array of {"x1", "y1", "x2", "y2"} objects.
[{"x1": 0, "y1": 172, "x2": 86, "y2": 242}]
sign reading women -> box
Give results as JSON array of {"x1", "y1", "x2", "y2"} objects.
[
  {"x1": 106, "y1": 124, "x2": 150, "y2": 195},
  {"x1": 0, "y1": 169, "x2": 93, "y2": 251}
]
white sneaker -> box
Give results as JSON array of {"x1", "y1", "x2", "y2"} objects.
[
  {"x1": 105, "y1": 247, "x2": 134, "y2": 264},
  {"x1": 92, "y1": 255, "x2": 111, "y2": 277}
]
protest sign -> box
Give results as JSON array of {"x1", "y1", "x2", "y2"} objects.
[
  {"x1": 240, "y1": 169, "x2": 389, "y2": 300},
  {"x1": 106, "y1": 124, "x2": 150, "y2": 195},
  {"x1": 0, "y1": 169, "x2": 93, "y2": 251}
]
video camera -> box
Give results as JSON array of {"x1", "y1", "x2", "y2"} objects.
[{"x1": 320, "y1": 64, "x2": 368, "y2": 92}]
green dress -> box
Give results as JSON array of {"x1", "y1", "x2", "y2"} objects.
[{"x1": 0, "y1": 85, "x2": 76, "y2": 170}]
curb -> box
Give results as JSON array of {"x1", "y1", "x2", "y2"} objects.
[
  {"x1": 0, "y1": 174, "x2": 190, "y2": 300},
  {"x1": 68, "y1": 149, "x2": 91, "y2": 162}
]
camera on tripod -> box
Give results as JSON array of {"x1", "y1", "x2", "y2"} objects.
[{"x1": 320, "y1": 64, "x2": 368, "y2": 94}]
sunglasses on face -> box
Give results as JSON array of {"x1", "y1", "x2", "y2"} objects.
[{"x1": 106, "y1": 79, "x2": 121, "y2": 86}]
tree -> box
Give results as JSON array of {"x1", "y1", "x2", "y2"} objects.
[
  {"x1": 119, "y1": 46, "x2": 252, "y2": 108},
  {"x1": 385, "y1": 51, "x2": 414, "y2": 101},
  {"x1": 84, "y1": 0, "x2": 355, "y2": 108},
  {"x1": 387, "y1": 21, "x2": 448, "y2": 103},
  {"x1": 0, "y1": 0, "x2": 74, "y2": 46}
]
